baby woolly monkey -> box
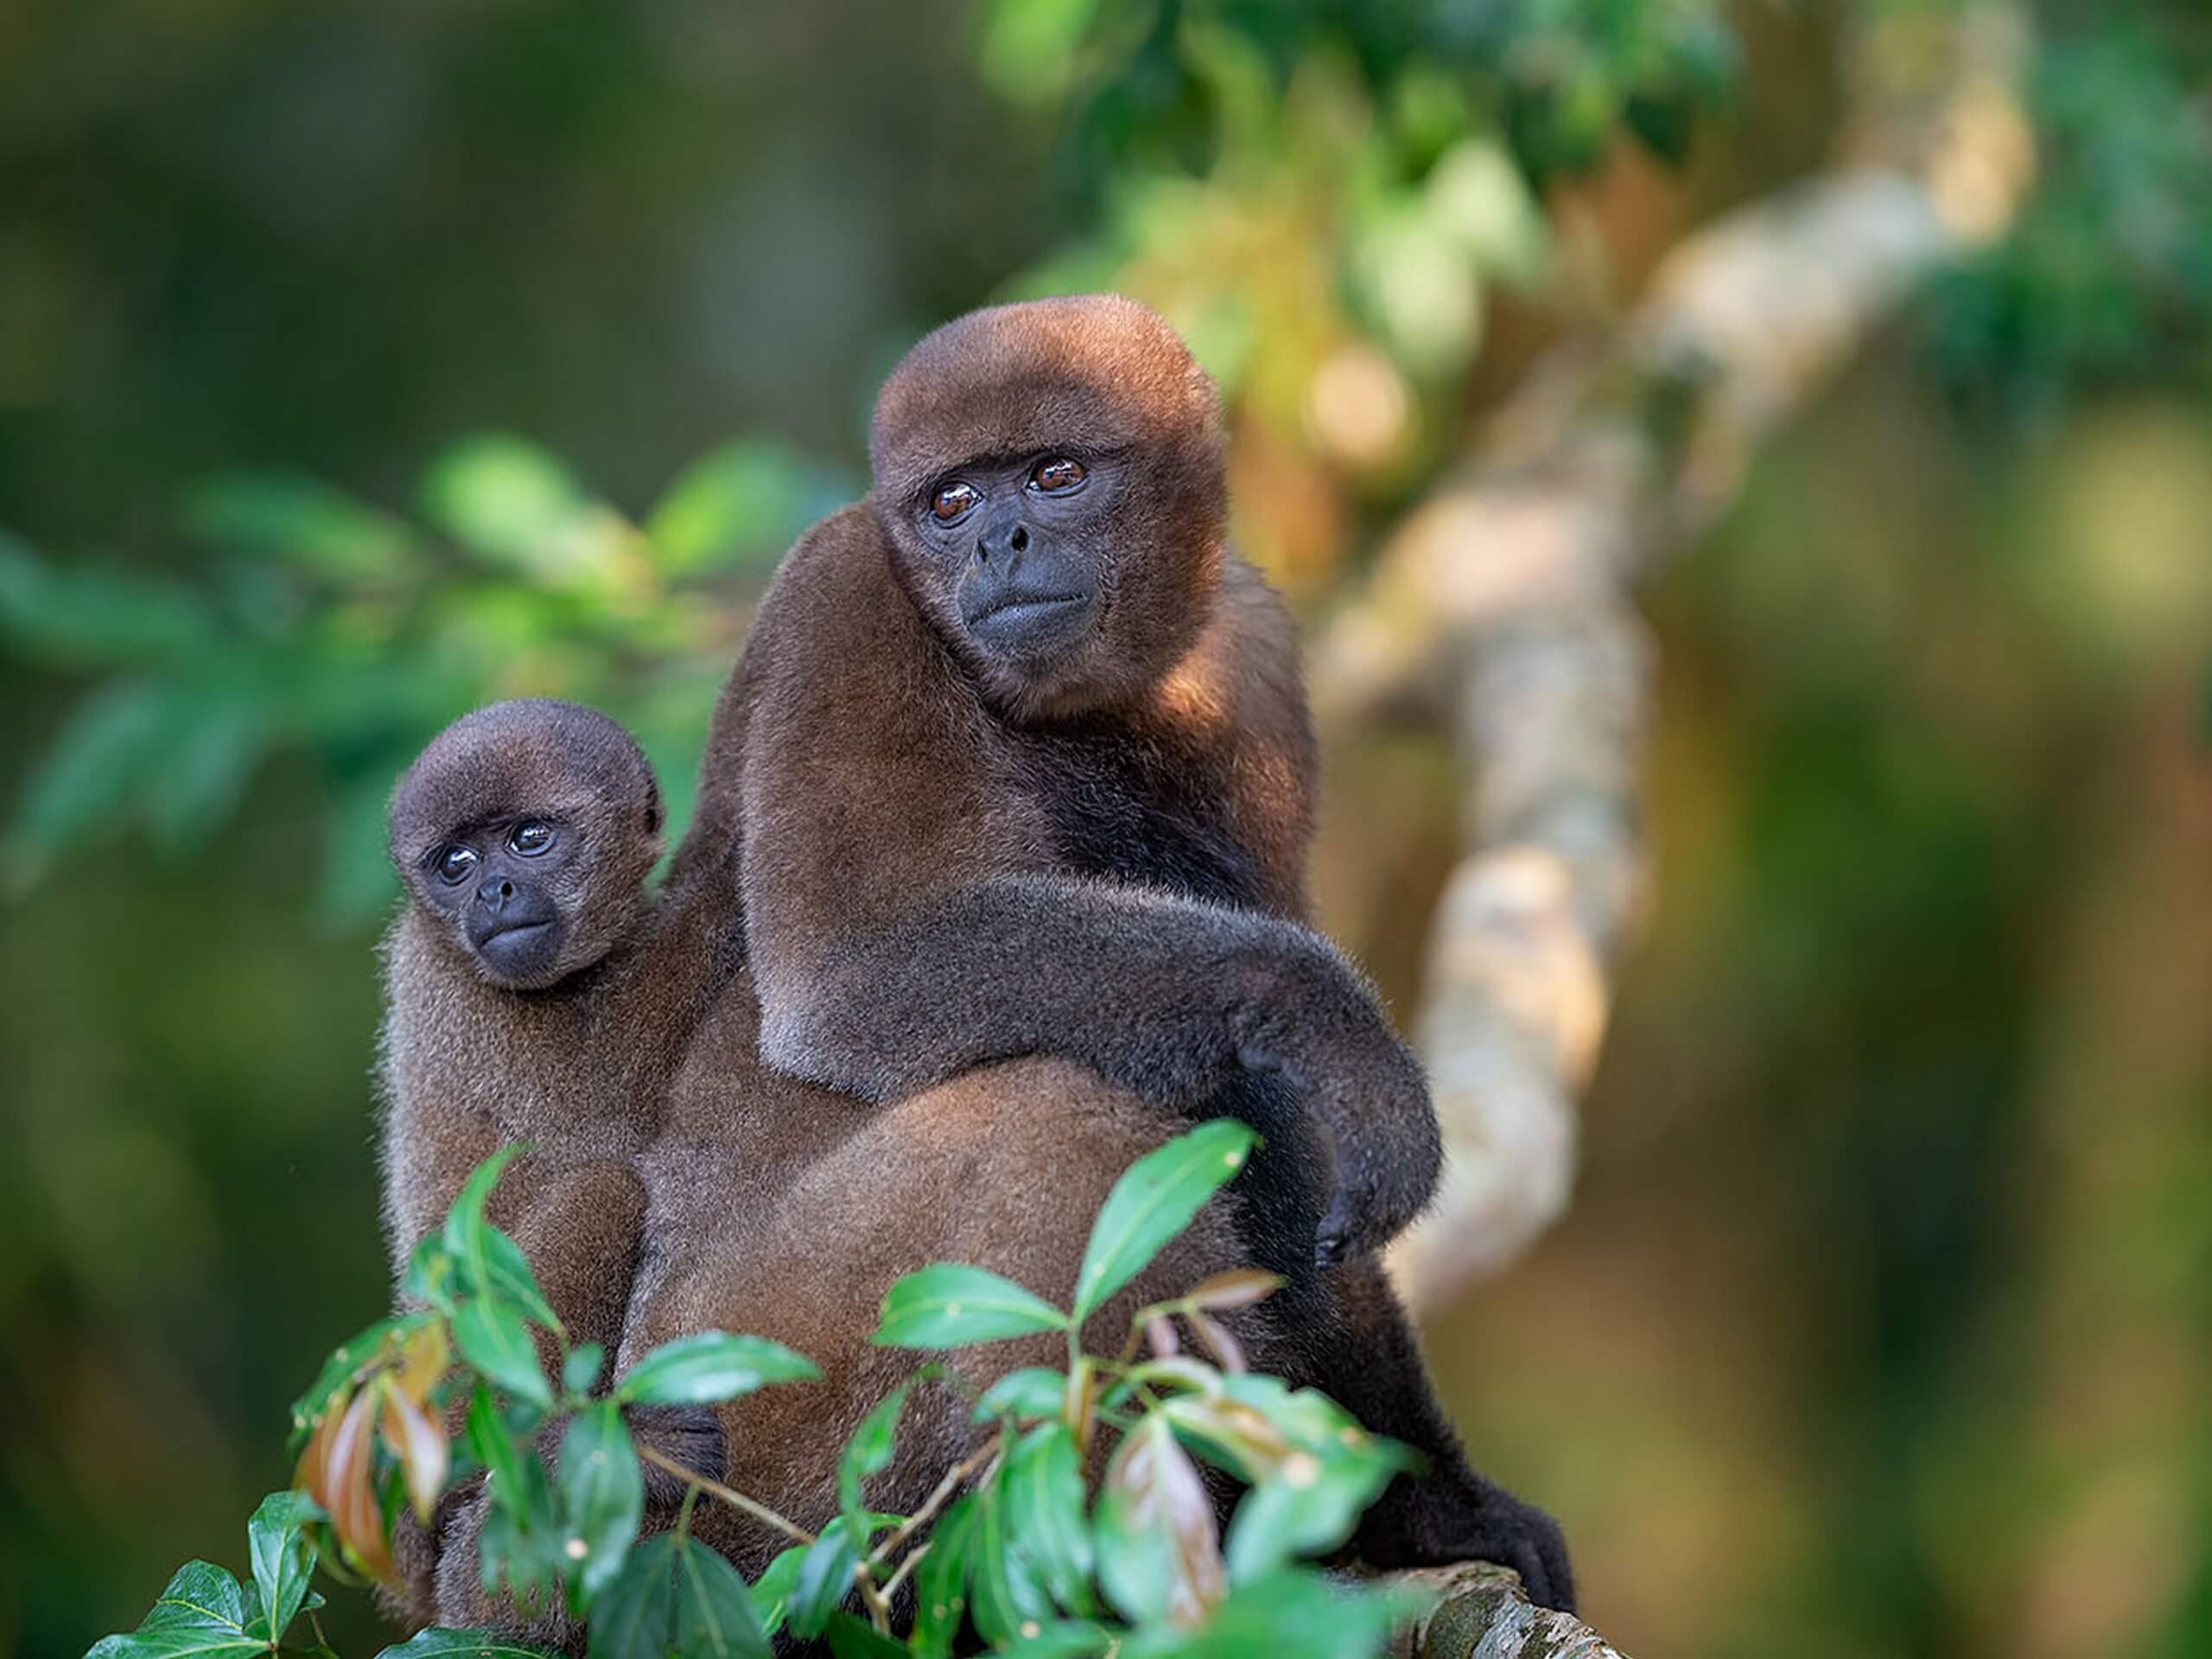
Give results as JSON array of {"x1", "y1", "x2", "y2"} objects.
[{"x1": 380, "y1": 698, "x2": 682, "y2": 1357}]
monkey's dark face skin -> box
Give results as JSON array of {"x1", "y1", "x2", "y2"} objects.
[
  {"x1": 871, "y1": 295, "x2": 1226, "y2": 721},
  {"x1": 417, "y1": 815, "x2": 575, "y2": 986},
  {"x1": 388, "y1": 699, "x2": 663, "y2": 993},
  {"x1": 912, "y1": 450, "x2": 1128, "y2": 669}
]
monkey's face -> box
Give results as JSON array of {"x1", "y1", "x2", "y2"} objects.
[
  {"x1": 390, "y1": 701, "x2": 663, "y2": 992},
  {"x1": 871, "y1": 296, "x2": 1227, "y2": 720},
  {"x1": 908, "y1": 449, "x2": 1123, "y2": 668},
  {"x1": 413, "y1": 814, "x2": 584, "y2": 988}
]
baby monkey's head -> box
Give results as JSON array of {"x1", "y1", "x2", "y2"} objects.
[{"x1": 390, "y1": 700, "x2": 662, "y2": 991}]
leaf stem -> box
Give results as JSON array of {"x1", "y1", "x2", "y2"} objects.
[
  {"x1": 868, "y1": 1435, "x2": 1001, "y2": 1569},
  {"x1": 635, "y1": 1445, "x2": 816, "y2": 1547},
  {"x1": 878, "y1": 1541, "x2": 928, "y2": 1602}
]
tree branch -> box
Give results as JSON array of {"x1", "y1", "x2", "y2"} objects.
[{"x1": 1314, "y1": 10, "x2": 2035, "y2": 1309}]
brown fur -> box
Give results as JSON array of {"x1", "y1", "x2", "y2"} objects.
[
  {"x1": 378, "y1": 701, "x2": 738, "y2": 1623},
  {"x1": 427, "y1": 300, "x2": 1569, "y2": 1639},
  {"x1": 621, "y1": 298, "x2": 1563, "y2": 1612},
  {"x1": 709, "y1": 297, "x2": 1440, "y2": 1258}
]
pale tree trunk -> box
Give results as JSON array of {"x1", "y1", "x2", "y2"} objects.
[{"x1": 1310, "y1": 7, "x2": 2037, "y2": 1317}]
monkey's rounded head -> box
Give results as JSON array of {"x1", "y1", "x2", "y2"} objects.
[
  {"x1": 388, "y1": 699, "x2": 663, "y2": 991},
  {"x1": 868, "y1": 294, "x2": 1228, "y2": 720}
]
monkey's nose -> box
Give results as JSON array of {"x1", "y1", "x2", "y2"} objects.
[
  {"x1": 974, "y1": 522, "x2": 1031, "y2": 566},
  {"x1": 475, "y1": 877, "x2": 516, "y2": 913}
]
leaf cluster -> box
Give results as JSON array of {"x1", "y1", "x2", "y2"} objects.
[{"x1": 86, "y1": 1123, "x2": 1430, "y2": 1659}]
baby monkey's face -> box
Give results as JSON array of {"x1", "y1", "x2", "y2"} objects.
[
  {"x1": 390, "y1": 700, "x2": 663, "y2": 993},
  {"x1": 416, "y1": 810, "x2": 582, "y2": 988}
]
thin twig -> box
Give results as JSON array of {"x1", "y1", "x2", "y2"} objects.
[
  {"x1": 879, "y1": 1541, "x2": 929, "y2": 1602},
  {"x1": 637, "y1": 1445, "x2": 817, "y2": 1548},
  {"x1": 871, "y1": 1438, "x2": 1003, "y2": 1568}
]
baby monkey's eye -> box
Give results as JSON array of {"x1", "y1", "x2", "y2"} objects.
[
  {"x1": 435, "y1": 844, "x2": 478, "y2": 885},
  {"x1": 931, "y1": 480, "x2": 981, "y2": 523},
  {"x1": 509, "y1": 820, "x2": 556, "y2": 856},
  {"x1": 1029, "y1": 456, "x2": 1087, "y2": 493}
]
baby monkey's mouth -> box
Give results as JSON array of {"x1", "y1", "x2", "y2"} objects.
[{"x1": 467, "y1": 893, "x2": 564, "y2": 984}]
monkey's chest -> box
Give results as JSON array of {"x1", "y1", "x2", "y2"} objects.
[{"x1": 1020, "y1": 728, "x2": 1265, "y2": 910}]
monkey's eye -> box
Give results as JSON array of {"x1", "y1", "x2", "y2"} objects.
[
  {"x1": 509, "y1": 820, "x2": 556, "y2": 857},
  {"x1": 1028, "y1": 456, "x2": 1087, "y2": 494},
  {"x1": 930, "y1": 480, "x2": 981, "y2": 524},
  {"x1": 435, "y1": 844, "x2": 479, "y2": 885}
]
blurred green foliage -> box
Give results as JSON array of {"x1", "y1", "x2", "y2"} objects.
[
  {"x1": 2, "y1": 430, "x2": 849, "y2": 922},
  {"x1": 3, "y1": 2, "x2": 2210, "y2": 1657}
]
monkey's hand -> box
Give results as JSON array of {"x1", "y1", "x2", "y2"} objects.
[
  {"x1": 1357, "y1": 1471, "x2": 1576, "y2": 1614},
  {"x1": 1230, "y1": 938, "x2": 1442, "y2": 1262}
]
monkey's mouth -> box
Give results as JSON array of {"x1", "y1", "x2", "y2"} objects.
[
  {"x1": 473, "y1": 917, "x2": 563, "y2": 983},
  {"x1": 970, "y1": 592, "x2": 1085, "y2": 625},
  {"x1": 966, "y1": 590, "x2": 1093, "y2": 654}
]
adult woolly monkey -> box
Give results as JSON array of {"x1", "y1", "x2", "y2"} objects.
[
  {"x1": 640, "y1": 296, "x2": 1573, "y2": 1612},
  {"x1": 681, "y1": 295, "x2": 1435, "y2": 1264}
]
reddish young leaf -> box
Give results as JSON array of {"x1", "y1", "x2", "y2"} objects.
[
  {"x1": 326, "y1": 1382, "x2": 395, "y2": 1582},
  {"x1": 1181, "y1": 1269, "x2": 1284, "y2": 1313},
  {"x1": 1103, "y1": 1415, "x2": 1224, "y2": 1627},
  {"x1": 379, "y1": 1380, "x2": 448, "y2": 1524},
  {"x1": 1185, "y1": 1309, "x2": 1247, "y2": 1374}
]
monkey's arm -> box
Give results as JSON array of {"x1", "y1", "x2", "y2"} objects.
[{"x1": 753, "y1": 872, "x2": 1440, "y2": 1256}]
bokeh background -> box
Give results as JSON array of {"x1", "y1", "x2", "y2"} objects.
[{"x1": 4, "y1": 3, "x2": 2209, "y2": 1656}]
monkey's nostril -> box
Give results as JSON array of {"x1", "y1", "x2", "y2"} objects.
[
  {"x1": 973, "y1": 538, "x2": 989, "y2": 565},
  {"x1": 1009, "y1": 524, "x2": 1029, "y2": 553}
]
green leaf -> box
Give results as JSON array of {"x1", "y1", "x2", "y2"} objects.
[
  {"x1": 1205, "y1": 1377, "x2": 1414, "y2": 1585},
  {"x1": 587, "y1": 1534, "x2": 674, "y2": 1659},
  {"x1": 1223, "y1": 1457, "x2": 1397, "y2": 1586},
  {"x1": 785, "y1": 1518, "x2": 860, "y2": 1639},
  {"x1": 1116, "y1": 1568, "x2": 1413, "y2": 1659},
  {"x1": 968, "y1": 1467, "x2": 1055, "y2": 1649},
  {"x1": 87, "y1": 1631, "x2": 271, "y2": 1659},
  {"x1": 972, "y1": 1367, "x2": 1067, "y2": 1426},
  {"x1": 977, "y1": 0, "x2": 1101, "y2": 106},
  {"x1": 183, "y1": 472, "x2": 422, "y2": 582},
  {"x1": 985, "y1": 1623, "x2": 1114, "y2": 1659},
  {"x1": 403, "y1": 1238, "x2": 459, "y2": 1316},
  {"x1": 453, "y1": 1297, "x2": 553, "y2": 1413},
  {"x1": 1002, "y1": 1423, "x2": 1092, "y2": 1616},
  {"x1": 467, "y1": 1384, "x2": 556, "y2": 1531},
  {"x1": 0, "y1": 532, "x2": 212, "y2": 664},
  {"x1": 373, "y1": 1631, "x2": 565, "y2": 1659},
  {"x1": 747, "y1": 1546, "x2": 806, "y2": 1638},
  {"x1": 837, "y1": 1383, "x2": 908, "y2": 1548},
  {"x1": 873, "y1": 1264, "x2": 1069, "y2": 1350},
  {"x1": 246, "y1": 1490, "x2": 321, "y2": 1641},
  {"x1": 559, "y1": 1403, "x2": 645, "y2": 1608},
  {"x1": 613, "y1": 1332, "x2": 821, "y2": 1406},
  {"x1": 289, "y1": 1316, "x2": 407, "y2": 1449},
  {"x1": 421, "y1": 435, "x2": 586, "y2": 569},
  {"x1": 7, "y1": 680, "x2": 175, "y2": 879},
  {"x1": 482, "y1": 1223, "x2": 563, "y2": 1332},
  {"x1": 910, "y1": 1494, "x2": 976, "y2": 1659},
  {"x1": 564, "y1": 1343, "x2": 607, "y2": 1399},
  {"x1": 90, "y1": 1560, "x2": 267, "y2": 1659},
  {"x1": 821, "y1": 1611, "x2": 907, "y2": 1659},
  {"x1": 141, "y1": 1560, "x2": 251, "y2": 1633},
  {"x1": 671, "y1": 1534, "x2": 770, "y2": 1658},
  {"x1": 643, "y1": 438, "x2": 850, "y2": 575},
  {"x1": 442, "y1": 1147, "x2": 530, "y2": 1299},
  {"x1": 1072, "y1": 1121, "x2": 1256, "y2": 1323}
]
